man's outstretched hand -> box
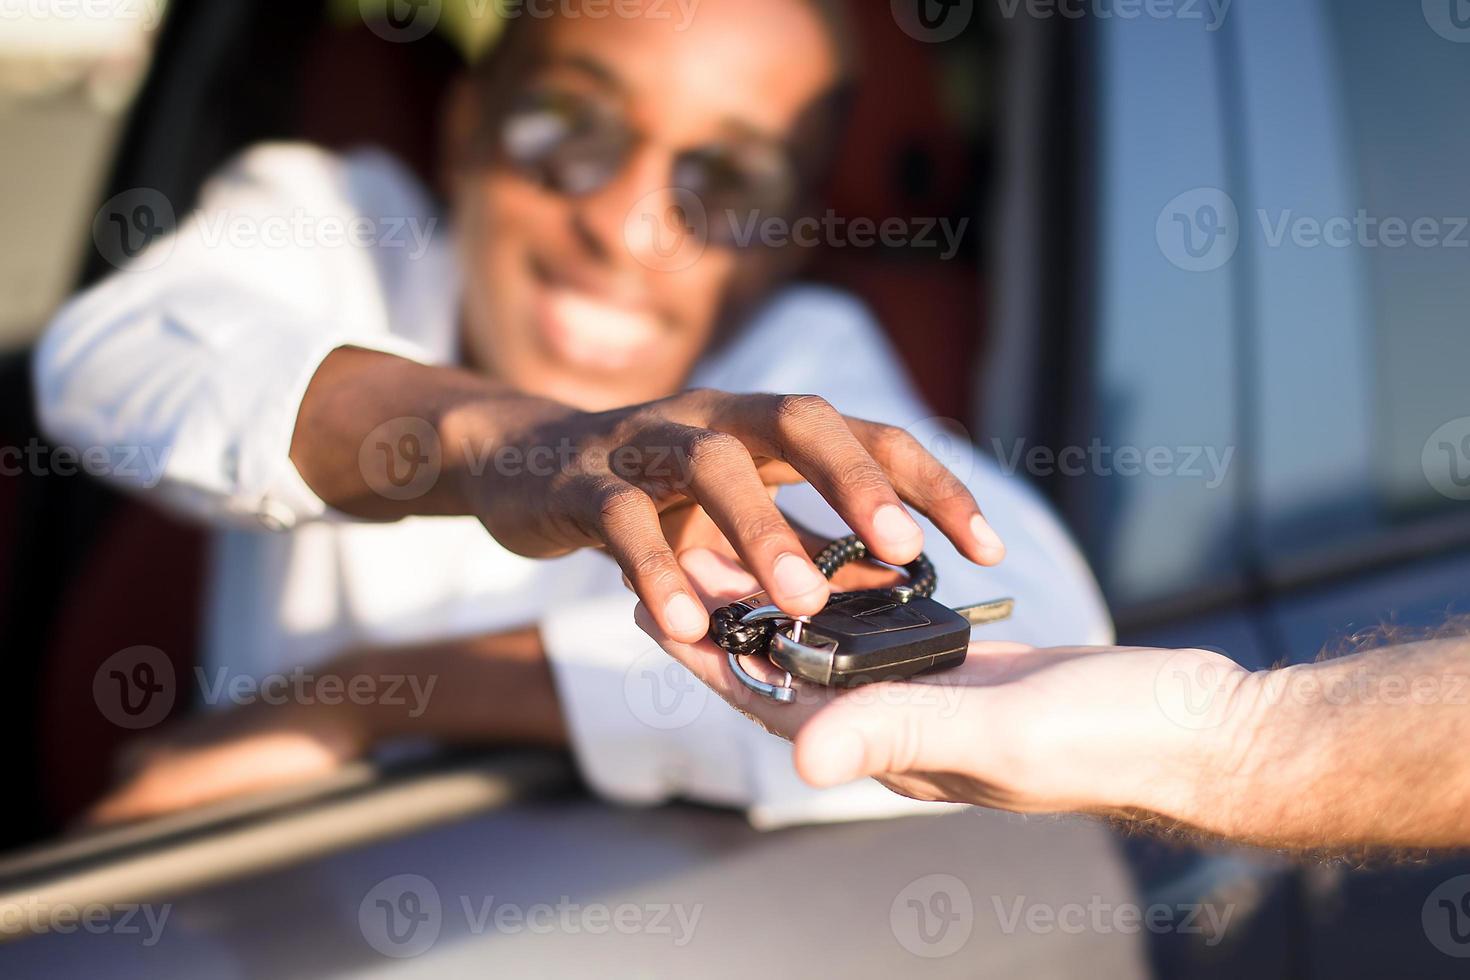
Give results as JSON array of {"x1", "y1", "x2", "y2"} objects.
[{"x1": 294, "y1": 349, "x2": 1006, "y2": 645}]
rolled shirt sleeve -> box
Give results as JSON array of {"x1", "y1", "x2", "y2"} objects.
[{"x1": 32, "y1": 143, "x2": 448, "y2": 531}]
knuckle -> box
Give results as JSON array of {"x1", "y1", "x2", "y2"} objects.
[
  {"x1": 595, "y1": 483, "x2": 651, "y2": 530},
  {"x1": 732, "y1": 511, "x2": 793, "y2": 551},
  {"x1": 685, "y1": 429, "x2": 746, "y2": 469},
  {"x1": 930, "y1": 482, "x2": 978, "y2": 511},
  {"x1": 871, "y1": 423, "x2": 920, "y2": 459},
  {"x1": 773, "y1": 393, "x2": 838, "y2": 434},
  {"x1": 628, "y1": 546, "x2": 680, "y2": 587},
  {"x1": 832, "y1": 455, "x2": 890, "y2": 496}
]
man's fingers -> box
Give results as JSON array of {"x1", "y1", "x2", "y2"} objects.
[
  {"x1": 678, "y1": 546, "x2": 761, "y2": 607},
  {"x1": 715, "y1": 394, "x2": 925, "y2": 566},
  {"x1": 672, "y1": 428, "x2": 834, "y2": 616},
  {"x1": 847, "y1": 418, "x2": 1005, "y2": 566},
  {"x1": 585, "y1": 480, "x2": 707, "y2": 643},
  {"x1": 793, "y1": 688, "x2": 974, "y2": 787}
]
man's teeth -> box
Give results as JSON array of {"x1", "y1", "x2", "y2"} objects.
[{"x1": 548, "y1": 289, "x2": 659, "y2": 354}]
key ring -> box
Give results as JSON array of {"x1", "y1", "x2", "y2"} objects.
[
  {"x1": 711, "y1": 534, "x2": 939, "y2": 704},
  {"x1": 726, "y1": 605, "x2": 807, "y2": 703}
]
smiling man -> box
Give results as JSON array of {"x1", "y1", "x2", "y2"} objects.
[{"x1": 34, "y1": 0, "x2": 1110, "y2": 825}]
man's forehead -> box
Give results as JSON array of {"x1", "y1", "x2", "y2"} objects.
[{"x1": 520, "y1": 0, "x2": 841, "y2": 138}]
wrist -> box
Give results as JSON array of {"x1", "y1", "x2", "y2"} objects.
[
  {"x1": 1126, "y1": 649, "x2": 1261, "y2": 833},
  {"x1": 436, "y1": 391, "x2": 576, "y2": 519}
]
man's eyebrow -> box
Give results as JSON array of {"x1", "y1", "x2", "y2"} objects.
[
  {"x1": 715, "y1": 116, "x2": 784, "y2": 147},
  {"x1": 533, "y1": 54, "x2": 625, "y2": 93}
]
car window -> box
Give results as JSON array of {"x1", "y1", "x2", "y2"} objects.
[
  {"x1": 0, "y1": 1, "x2": 169, "y2": 351},
  {"x1": 1081, "y1": 15, "x2": 1244, "y2": 613},
  {"x1": 1082, "y1": 0, "x2": 1470, "y2": 615},
  {"x1": 1321, "y1": 0, "x2": 1470, "y2": 521},
  {"x1": 1242, "y1": 0, "x2": 1470, "y2": 571}
]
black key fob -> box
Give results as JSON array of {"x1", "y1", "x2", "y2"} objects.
[{"x1": 769, "y1": 588, "x2": 1012, "y2": 688}]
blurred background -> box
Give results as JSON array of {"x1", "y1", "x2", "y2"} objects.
[{"x1": 1, "y1": 0, "x2": 1469, "y2": 976}]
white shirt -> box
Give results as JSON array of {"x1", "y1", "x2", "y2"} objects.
[{"x1": 34, "y1": 144, "x2": 1113, "y2": 828}]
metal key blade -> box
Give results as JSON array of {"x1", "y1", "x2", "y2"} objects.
[{"x1": 954, "y1": 598, "x2": 1015, "y2": 627}]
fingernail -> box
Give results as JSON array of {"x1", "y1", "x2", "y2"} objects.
[
  {"x1": 807, "y1": 728, "x2": 866, "y2": 786},
  {"x1": 970, "y1": 513, "x2": 1006, "y2": 561},
  {"x1": 664, "y1": 593, "x2": 707, "y2": 637},
  {"x1": 872, "y1": 504, "x2": 921, "y2": 546},
  {"x1": 774, "y1": 552, "x2": 828, "y2": 597}
]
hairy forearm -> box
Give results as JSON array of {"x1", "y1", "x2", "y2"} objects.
[
  {"x1": 336, "y1": 626, "x2": 567, "y2": 748},
  {"x1": 290, "y1": 346, "x2": 570, "y2": 520},
  {"x1": 1167, "y1": 638, "x2": 1470, "y2": 851}
]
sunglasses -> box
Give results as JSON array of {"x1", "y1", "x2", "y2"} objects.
[{"x1": 499, "y1": 86, "x2": 798, "y2": 246}]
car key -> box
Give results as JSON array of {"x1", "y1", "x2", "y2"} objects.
[
  {"x1": 770, "y1": 589, "x2": 1014, "y2": 687},
  {"x1": 710, "y1": 535, "x2": 1014, "y2": 703}
]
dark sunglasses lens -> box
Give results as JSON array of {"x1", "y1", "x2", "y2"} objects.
[
  {"x1": 674, "y1": 145, "x2": 795, "y2": 246},
  {"x1": 502, "y1": 91, "x2": 630, "y2": 196}
]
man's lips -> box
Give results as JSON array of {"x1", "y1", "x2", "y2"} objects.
[{"x1": 532, "y1": 266, "x2": 664, "y2": 371}]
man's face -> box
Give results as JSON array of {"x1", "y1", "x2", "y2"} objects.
[{"x1": 449, "y1": 0, "x2": 841, "y2": 411}]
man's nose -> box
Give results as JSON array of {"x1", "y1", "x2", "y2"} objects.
[{"x1": 570, "y1": 145, "x2": 706, "y2": 273}]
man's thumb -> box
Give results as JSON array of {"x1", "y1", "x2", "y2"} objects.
[{"x1": 794, "y1": 695, "x2": 948, "y2": 787}]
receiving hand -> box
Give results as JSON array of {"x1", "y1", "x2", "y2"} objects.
[{"x1": 639, "y1": 548, "x2": 1248, "y2": 818}]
